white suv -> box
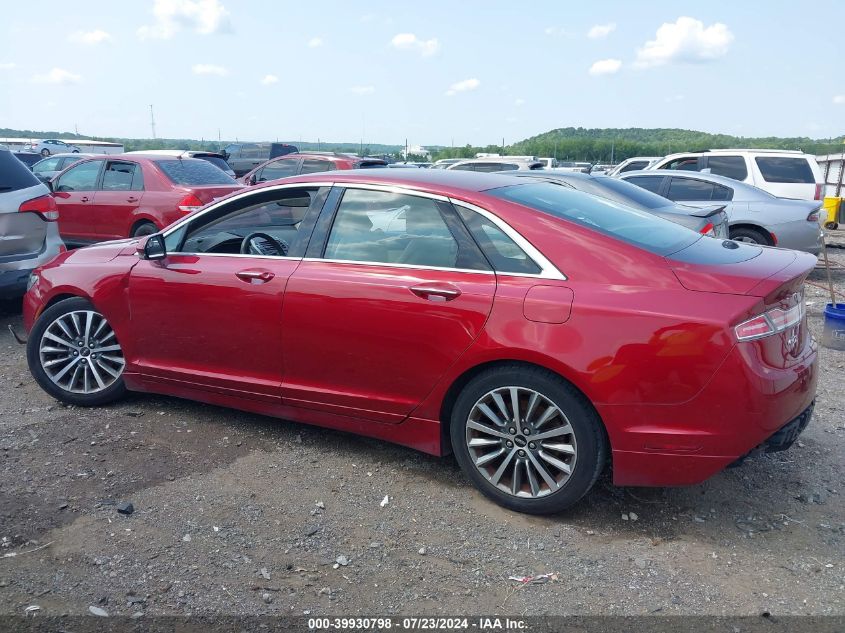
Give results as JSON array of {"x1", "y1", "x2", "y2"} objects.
[{"x1": 648, "y1": 149, "x2": 823, "y2": 201}]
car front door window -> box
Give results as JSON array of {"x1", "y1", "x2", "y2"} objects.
[{"x1": 55, "y1": 160, "x2": 103, "y2": 191}]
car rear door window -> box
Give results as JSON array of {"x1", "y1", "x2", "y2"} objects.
[
  {"x1": 755, "y1": 157, "x2": 815, "y2": 183},
  {"x1": 625, "y1": 175, "x2": 664, "y2": 194},
  {"x1": 55, "y1": 160, "x2": 103, "y2": 192},
  {"x1": 101, "y1": 161, "x2": 138, "y2": 191},
  {"x1": 706, "y1": 155, "x2": 747, "y2": 180},
  {"x1": 324, "y1": 189, "x2": 487, "y2": 270},
  {"x1": 450, "y1": 163, "x2": 476, "y2": 171},
  {"x1": 300, "y1": 159, "x2": 335, "y2": 174},
  {"x1": 667, "y1": 177, "x2": 732, "y2": 201},
  {"x1": 455, "y1": 205, "x2": 541, "y2": 275},
  {"x1": 156, "y1": 159, "x2": 236, "y2": 185},
  {"x1": 619, "y1": 160, "x2": 649, "y2": 173},
  {"x1": 259, "y1": 158, "x2": 300, "y2": 181}
]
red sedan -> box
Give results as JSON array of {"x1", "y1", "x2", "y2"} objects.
[
  {"x1": 49, "y1": 154, "x2": 242, "y2": 245},
  {"x1": 23, "y1": 170, "x2": 818, "y2": 514},
  {"x1": 238, "y1": 152, "x2": 387, "y2": 185}
]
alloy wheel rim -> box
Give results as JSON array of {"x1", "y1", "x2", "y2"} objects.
[
  {"x1": 734, "y1": 236, "x2": 759, "y2": 244},
  {"x1": 465, "y1": 386, "x2": 577, "y2": 498},
  {"x1": 39, "y1": 310, "x2": 125, "y2": 394}
]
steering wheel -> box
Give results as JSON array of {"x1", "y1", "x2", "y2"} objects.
[{"x1": 240, "y1": 232, "x2": 289, "y2": 256}]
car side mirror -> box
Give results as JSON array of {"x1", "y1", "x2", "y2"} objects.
[
  {"x1": 140, "y1": 234, "x2": 167, "y2": 260},
  {"x1": 44, "y1": 178, "x2": 54, "y2": 191}
]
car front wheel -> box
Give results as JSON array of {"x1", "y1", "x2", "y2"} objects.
[
  {"x1": 27, "y1": 297, "x2": 127, "y2": 407},
  {"x1": 131, "y1": 221, "x2": 157, "y2": 238},
  {"x1": 450, "y1": 365, "x2": 607, "y2": 515}
]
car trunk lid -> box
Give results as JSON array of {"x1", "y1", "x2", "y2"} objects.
[{"x1": 179, "y1": 185, "x2": 244, "y2": 206}]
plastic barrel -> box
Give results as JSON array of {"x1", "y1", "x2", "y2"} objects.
[{"x1": 822, "y1": 303, "x2": 845, "y2": 350}]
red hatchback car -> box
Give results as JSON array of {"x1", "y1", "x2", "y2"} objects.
[
  {"x1": 23, "y1": 170, "x2": 818, "y2": 514},
  {"x1": 49, "y1": 154, "x2": 242, "y2": 246},
  {"x1": 239, "y1": 152, "x2": 387, "y2": 186}
]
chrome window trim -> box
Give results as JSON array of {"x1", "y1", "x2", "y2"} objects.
[
  {"x1": 301, "y1": 257, "x2": 495, "y2": 276},
  {"x1": 449, "y1": 199, "x2": 566, "y2": 280},
  {"x1": 154, "y1": 181, "x2": 564, "y2": 280}
]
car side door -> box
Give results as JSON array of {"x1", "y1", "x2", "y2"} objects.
[
  {"x1": 127, "y1": 185, "x2": 329, "y2": 399},
  {"x1": 51, "y1": 159, "x2": 105, "y2": 245},
  {"x1": 92, "y1": 160, "x2": 146, "y2": 239},
  {"x1": 280, "y1": 185, "x2": 497, "y2": 423}
]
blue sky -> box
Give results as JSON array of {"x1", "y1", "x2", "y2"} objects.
[{"x1": 1, "y1": 0, "x2": 844, "y2": 146}]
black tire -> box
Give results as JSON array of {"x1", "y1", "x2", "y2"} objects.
[
  {"x1": 131, "y1": 221, "x2": 157, "y2": 238},
  {"x1": 26, "y1": 297, "x2": 127, "y2": 407},
  {"x1": 730, "y1": 226, "x2": 771, "y2": 246},
  {"x1": 72, "y1": 149, "x2": 79, "y2": 153},
  {"x1": 40, "y1": 148, "x2": 50, "y2": 157},
  {"x1": 450, "y1": 365, "x2": 607, "y2": 515}
]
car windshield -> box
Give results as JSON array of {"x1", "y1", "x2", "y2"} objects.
[
  {"x1": 156, "y1": 159, "x2": 237, "y2": 185},
  {"x1": 489, "y1": 182, "x2": 700, "y2": 256}
]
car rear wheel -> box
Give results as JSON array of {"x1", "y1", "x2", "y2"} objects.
[
  {"x1": 40, "y1": 149, "x2": 49, "y2": 157},
  {"x1": 27, "y1": 297, "x2": 127, "y2": 407},
  {"x1": 450, "y1": 365, "x2": 606, "y2": 514},
  {"x1": 730, "y1": 226, "x2": 771, "y2": 246},
  {"x1": 131, "y1": 221, "x2": 157, "y2": 238}
]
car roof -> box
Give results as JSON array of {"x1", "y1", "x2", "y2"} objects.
[
  {"x1": 36, "y1": 152, "x2": 97, "y2": 159},
  {"x1": 257, "y1": 166, "x2": 526, "y2": 193}
]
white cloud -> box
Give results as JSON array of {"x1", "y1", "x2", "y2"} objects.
[
  {"x1": 634, "y1": 16, "x2": 733, "y2": 68},
  {"x1": 390, "y1": 32, "x2": 439, "y2": 57},
  {"x1": 307, "y1": 37, "x2": 323, "y2": 48},
  {"x1": 587, "y1": 23, "x2": 616, "y2": 39},
  {"x1": 192, "y1": 63, "x2": 228, "y2": 76},
  {"x1": 138, "y1": 0, "x2": 231, "y2": 40},
  {"x1": 69, "y1": 29, "x2": 112, "y2": 45},
  {"x1": 833, "y1": 95, "x2": 845, "y2": 105},
  {"x1": 261, "y1": 74, "x2": 278, "y2": 85},
  {"x1": 0, "y1": 62, "x2": 16, "y2": 70},
  {"x1": 589, "y1": 58, "x2": 622, "y2": 75},
  {"x1": 350, "y1": 85, "x2": 375, "y2": 95},
  {"x1": 31, "y1": 68, "x2": 81, "y2": 84},
  {"x1": 445, "y1": 78, "x2": 480, "y2": 96},
  {"x1": 515, "y1": 98, "x2": 526, "y2": 106}
]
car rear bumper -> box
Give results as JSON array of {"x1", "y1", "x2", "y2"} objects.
[
  {"x1": 0, "y1": 268, "x2": 31, "y2": 298},
  {"x1": 599, "y1": 340, "x2": 818, "y2": 487}
]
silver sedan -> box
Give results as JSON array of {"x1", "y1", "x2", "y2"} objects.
[{"x1": 619, "y1": 170, "x2": 823, "y2": 254}]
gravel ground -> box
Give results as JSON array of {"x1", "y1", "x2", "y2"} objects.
[{"x1": 0, "y1": 234, "x2": 843, "y2": 619}]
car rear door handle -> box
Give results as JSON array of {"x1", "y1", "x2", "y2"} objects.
[
  {"x1": 127, "y1": 196, "x2": 139, "y2": 202},
  {"x1": 410, "y1": 283, "x2": 462, "y2": 302},
  {"x1": 236, "y1": 269, "x2": 275, "y2": 283},
  {"x1": 80, "y1": 196, "x2": 89, "y2": 202}
]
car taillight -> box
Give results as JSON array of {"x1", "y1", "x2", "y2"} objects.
[
  {"x1": 699, "y1": 222, "x2": 715, "y2": 236},
  {"x1": 814, "y1": 184, "x2": 823, "y2": 201},
  {"x1": 807, "y1": 208, "x2": 820, "y2": 222},
  {"x1": 19, "y1": 194, "x2": 59, "y2": 221},
  {"x1": 177, "y1": 193, "x2": 204, "y2": 213},
  {"x1": 734, "y1": 302, "x2": 804, "y2": 341}
]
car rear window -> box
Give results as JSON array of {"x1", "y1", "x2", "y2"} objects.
[
  {"x1": 489, "y1": 182, "x2": 699, "y2": 256},
  {"x1": 156, "y1": 159, "x2": 237, "y2": 185},
  {"x1": 0, "y1": 150, "x2": 41, "y2": 192},
  {"x1": 588, "y1": 177, "x2": 672, "y2": 210},
  {"x1": 357, "y1": 160, "x2": 388, "y2": 168},
  {"x1": 755, "y1": 157, "x2": 815, "y2": 183}
]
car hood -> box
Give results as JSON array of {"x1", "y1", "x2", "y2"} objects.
[{"x1": 57, "y1": 238, "x2": 139, "y2": 265}]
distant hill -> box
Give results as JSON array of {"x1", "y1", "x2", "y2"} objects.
[{"x1": 507, "y1": 127, "x2": 845, "y2": 163}]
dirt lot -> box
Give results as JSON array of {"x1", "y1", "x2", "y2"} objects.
[{"x1": 0, "y1": 236, "x2": 843, "y2": 619}]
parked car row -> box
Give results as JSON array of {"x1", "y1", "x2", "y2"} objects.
[{"x1": 20, "y1": 167, "x2": 819, "y2": 514}]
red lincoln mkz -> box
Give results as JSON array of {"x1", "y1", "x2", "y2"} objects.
[{"x1": 23, "y1": 169, "x2": 818, "y2": 514}]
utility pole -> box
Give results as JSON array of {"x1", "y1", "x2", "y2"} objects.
[
  {"x1": 502, "y1": 137, "x2": 505, "y2": 155},
  {"x1": 610, "y1": 141, "x2": 615, "y2": 166},
  {"x1": 149, "y1": 104, "x2": 156, "y2": 139},
  {"x1": 218, "y1": 128, "x2": 221, "y2": 142},
  {"x1": 405, "y1": 138, "x2": 408, "y2": 161}
]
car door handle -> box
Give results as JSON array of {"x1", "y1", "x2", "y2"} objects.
[
  {"x1": 236, "y1": 269, "x2": 275, "y2": 283},
  {"x1": 127, "y1": 196, "x2": 139, "y2": 203},
  {"x1": 410, "y1": 284, "x2": 462, "y2": 301},
  {"x1": 80, "y1": 196, "x2": 90, "y2": 202}
]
